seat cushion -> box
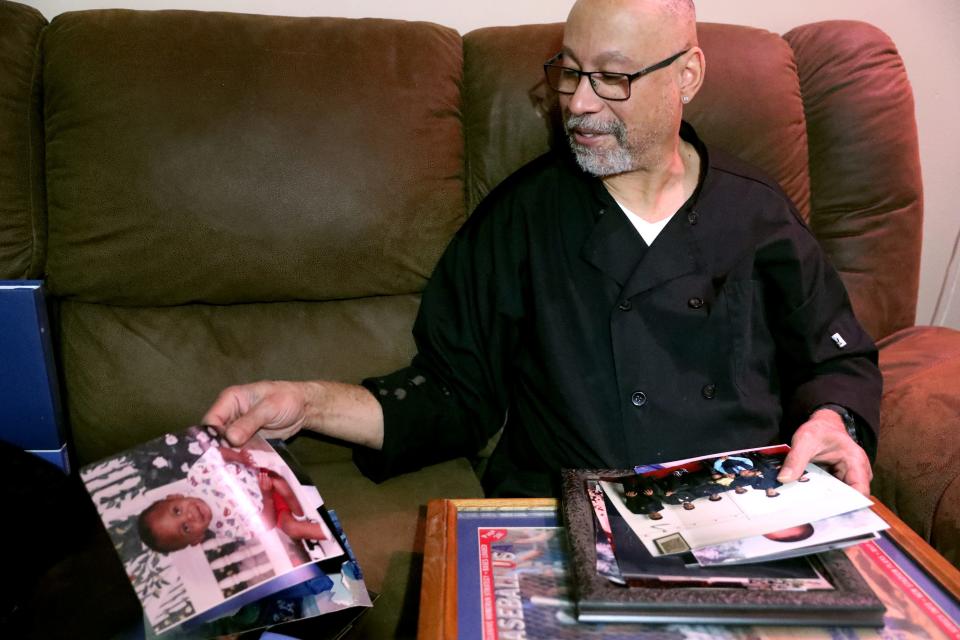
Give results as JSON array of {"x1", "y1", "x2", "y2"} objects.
[{"x1": 875, "y1": 325, "x2": 960, "y2": 568}]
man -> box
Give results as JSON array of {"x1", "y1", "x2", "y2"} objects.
[
  {"x1": 621, "y1": 474, "x2": 665, "y2": 519},
  {"x1": 203, "y1": 0, "x2": 880, "y2": 499}
]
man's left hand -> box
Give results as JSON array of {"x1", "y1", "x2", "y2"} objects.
[{"x1": 778, "y1": 409, "x2": 872, "y2": 496}]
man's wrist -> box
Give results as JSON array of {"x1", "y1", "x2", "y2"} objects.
[
  {"x1": 814, "y1": 403, "x2": 860, "y2": 445},
  {"x1": 306, "y1": 380, "x2": 385, "y2": 449}
]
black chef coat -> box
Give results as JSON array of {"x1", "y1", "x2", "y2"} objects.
[{"x1": 356, "y1": 122, "x2": 881, "y2": 497}]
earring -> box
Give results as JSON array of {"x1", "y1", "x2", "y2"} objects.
[{"x1": 682, "y1": 96, "x2": 690, "y2": 104}]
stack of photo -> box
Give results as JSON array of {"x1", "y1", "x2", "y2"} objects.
[
  {"x1": 561, "y1": 445, "x2": 890, "y2": 627},
  {"x1": 80, "y1": 425, "x2": 372, "y2": 638}
]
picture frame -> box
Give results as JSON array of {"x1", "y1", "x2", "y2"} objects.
[{"x1": 562, "y1": 468, "x2": 885, "y2": 626}]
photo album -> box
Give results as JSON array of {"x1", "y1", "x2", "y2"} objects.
[{"x1": 80, "y1": 425, "x2": 372, "y2": 638}]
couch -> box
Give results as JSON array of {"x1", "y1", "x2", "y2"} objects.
[{"x1": 2, "y1": 1, "x2": 959, "y2": 637}]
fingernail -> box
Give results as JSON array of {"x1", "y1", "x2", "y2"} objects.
[{"x1": 777, "y1": 470, "x2": 794, "y2": 483}]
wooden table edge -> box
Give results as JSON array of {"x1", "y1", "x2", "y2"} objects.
[
  {"x1": 417, "y1": 498, "x2": 558, "y2": 640},
  {"x1": 870, "y1": 498, "x2": 960, "y2": 597}
]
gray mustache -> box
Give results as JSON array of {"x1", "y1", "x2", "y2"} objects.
[{"x1": 565, "y1": 115, "x2": 627, "y2": 141}]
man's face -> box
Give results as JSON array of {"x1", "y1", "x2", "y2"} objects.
[
  {"x1": 559, "y1": 0, "x2": 685, "y2": 176},
  {"x1": 145, "y1": 494, "x2": 213, "y2": 551}
]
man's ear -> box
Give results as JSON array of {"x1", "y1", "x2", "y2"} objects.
[{"x1": 678, "y1": 46, "x2": 705, "y2": 103}]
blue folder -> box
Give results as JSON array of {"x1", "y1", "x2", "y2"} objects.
[{"x1": 0, "y1": 280, "x2": 69, "y2": 471}]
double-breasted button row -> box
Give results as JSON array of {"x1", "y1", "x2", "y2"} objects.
[
  {"x1": 630, "y1": 386, "x2": 715, "y2": 407},
  {"x1": 619, "y1": 298, "x2": 704, "y2": 311}
]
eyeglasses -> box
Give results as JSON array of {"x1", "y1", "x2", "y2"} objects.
[{"x1": 543, "y1": 49, "x2": 690, "y2": 101}]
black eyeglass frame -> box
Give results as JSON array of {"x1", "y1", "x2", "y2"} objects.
[{"x1": 543, "y1": 48, "x2": 691, "y2": 101}]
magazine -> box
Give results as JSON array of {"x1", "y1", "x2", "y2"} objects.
[{"x1": 80, "y1": 425, "x2": 372, "y2": 637}]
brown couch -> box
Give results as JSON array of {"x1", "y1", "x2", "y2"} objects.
[{"x1": 2, "y1": 2, "x2": 959, "y2": 637}]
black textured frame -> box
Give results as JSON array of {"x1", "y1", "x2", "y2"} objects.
[{"x1": 561, "y1": 468, "x2": 887, "y2": 626}]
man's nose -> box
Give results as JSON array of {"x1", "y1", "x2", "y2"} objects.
[{"x1": 566, "y1": 74, "x2": 604, "y2": 115}]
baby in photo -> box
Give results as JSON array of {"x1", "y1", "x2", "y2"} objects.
[{"x1": 138, "y1": 443, "x2": 327, "y2": 553}]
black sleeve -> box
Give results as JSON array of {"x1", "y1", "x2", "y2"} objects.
[
  {"x1": 759, "y1": 205, "x2": 882, "y2": 453},
  {"x1": 354, "y1": 194, "x2": 527, "y2": 481}
]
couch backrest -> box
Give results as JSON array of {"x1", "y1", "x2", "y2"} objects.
[
  {"x1": 462, "y1": 20, "x2": 923, "y2": 343},
  {"x1": 0, "y1": 0, "x2": 46, "y2": 280},
  {"x1": 784, "y1": 21, "x2": 923, "y2": 341},
  {"x1": 38, "y1": 9, "x2": 465, "y2": 460}
]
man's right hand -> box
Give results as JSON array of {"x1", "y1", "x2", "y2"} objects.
[
  {"x1": 202, "y1": 381, "x2": 310, "y2": 447},
  {"x1": 202, "y1": 379, "x2": 386, "y2": 450}
]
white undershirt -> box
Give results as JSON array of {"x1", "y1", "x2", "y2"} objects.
[{"x1": 615, "y1": 199, "x2": 675, "y2": 246}]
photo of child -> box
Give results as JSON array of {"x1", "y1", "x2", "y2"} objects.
[
  {"x1": 81, "y1": 426, "x2": 344, "y2": 635},
  {"x1": 137, "y1": 443, "x2": 328, "y2": 553}
]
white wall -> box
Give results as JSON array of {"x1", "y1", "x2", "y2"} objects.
[{"x1": 22, "y1": 1, "x2": 960, "y2": 329}]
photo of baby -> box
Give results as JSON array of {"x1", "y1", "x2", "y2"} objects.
[
  {"x1": 81, "y1": 425, "x2": 344, "y2": 635},
  {"x1": 137, "y1": 442, "x2": 329, "y2": 554}
]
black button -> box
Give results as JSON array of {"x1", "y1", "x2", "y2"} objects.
[
  {"x1": 598, "y1": 208, "x2": 606, "y2": 216},
  {"x1": 687, "y1": 210, "x2": 699, "y2": 225},
  {"x1": 702, "y1": 384, "x2": 716, "y2": 399},
  {"x1": 687, "y1": 297, "x2": 704, "y2": 309},
  {"x1": 631, "y1": 391, "x2": 647, "y2": 407},
  {"x1": 618, "y1": 300, "x2": 632, "y2": 311}
]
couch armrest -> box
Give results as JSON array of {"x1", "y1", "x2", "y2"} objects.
[{"x1": 874, "y1": 326, "x2": 960, "y2": 568}]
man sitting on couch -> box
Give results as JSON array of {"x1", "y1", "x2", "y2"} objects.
[{"x1": 203, "y1": 0, "x2": 881, "y2": 499}]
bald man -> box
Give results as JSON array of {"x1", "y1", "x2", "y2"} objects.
[{"x1": 203, "y1": 0, "x2": 880, "y2": 499}]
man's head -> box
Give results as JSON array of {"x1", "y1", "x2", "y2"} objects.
[
  {"x1": 556, "y1": 0, "x2": 704, "y2": 176},
  {"x1": 138, "y1": 494, "x2": 213, "y2": 553}
]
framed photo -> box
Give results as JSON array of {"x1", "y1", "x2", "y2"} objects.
[{"x1": 419, "y1": 497, "x2": 960, "y2": 640}]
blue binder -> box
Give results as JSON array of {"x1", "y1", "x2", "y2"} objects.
[{"x1": 0, "y1": 280, "x2": 70, "y2": 472}]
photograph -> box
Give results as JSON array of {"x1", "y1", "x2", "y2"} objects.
[
  {"x1": 692, "y1": 508, "x2": 888, "y2": 567},
  {"x1": 80, "y1": 425, "x2": 344, "y2": 635},
  {"x1": 601, "y1": 491, "x2": 834, "y2": 590},
  {"x1": 602, "y1": 447, "x2": 874, "y2": 557}
]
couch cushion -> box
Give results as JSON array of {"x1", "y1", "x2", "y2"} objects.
[
  {"x1": 60, "y1": 296, "x2": 422, "y2": 463},
  {"x1": 875, "y1": 325, "x2": 960, "y2": 561},
  {"x1": 0, "y1": 1, "x2": 46, "y2": 279},
  {"x1": 462, "y1": 23, "x2": 563, "y2": 215},
  {"x1": 784, "y1": 21, "x2": 923, "y2": 341},
  {"x1": 463, "y1": 22, "x2": 811, "y2": 220},
  {"x1": 43, "y1": 10, "x2": 464, "y2": 305},
  {"x1": 932, "y1": 473, "x2": 960, "y2": 570}
]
